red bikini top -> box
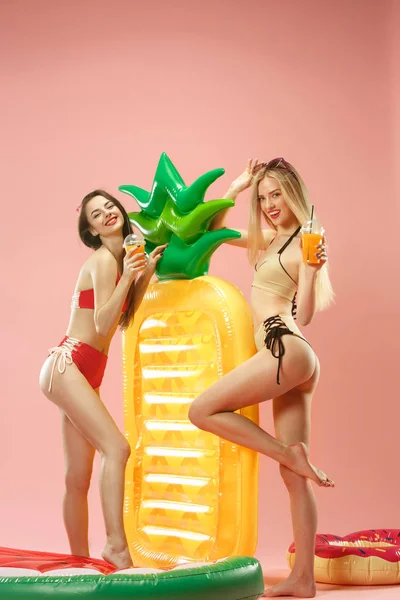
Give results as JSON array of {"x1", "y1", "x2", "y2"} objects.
[{"x1": 71, "y1": 274, "x2": 128, "y2": 313}]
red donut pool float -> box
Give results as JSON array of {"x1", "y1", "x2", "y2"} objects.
[{"x1": 287, "y1": 529, "x2": 400, "y2": 585}]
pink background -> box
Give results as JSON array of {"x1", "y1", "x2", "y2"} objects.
[{"x1": 1, "y1": 0, "x2": 399, "y2": 568}]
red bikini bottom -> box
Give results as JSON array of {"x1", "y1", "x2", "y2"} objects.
[{"x1": 47, "y1": 336, "x2": 108, "y2": 392}]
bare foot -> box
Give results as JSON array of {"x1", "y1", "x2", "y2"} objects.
[
  {"x1": 102, "y1": 544, "x2": 132, "y2": 570},
  {"x1": 263, "y1": 574, "x2": 316, "y2": 597},
  {"x1": 285, "y1": 442, "x2": 335, "y2": 487}
]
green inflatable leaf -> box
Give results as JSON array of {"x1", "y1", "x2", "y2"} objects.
[
  {"x1": 129, "y1": 198, "x2": 234, "y2": 246},
  {"x1": 153, "y1": 230, "x2": 241, "y2": 280},
  {"x1": 171, "y1": 168, "x2": 225, "y2": 213},
  {"x1": 163, "y1": 198, "x2": 234, "y2": 243},
  {"x1": 127, "y1": 211, "x2": 172, "y2": 245},
  {"x1": 121, "y1": 153, "x2": 240, "y2": 280},
  {"x1": 120, "y1": 153, "x2": 184, "y2": 218},
  {"x1": 118, "y1": 185, "x2": 151, "y2": 210}
]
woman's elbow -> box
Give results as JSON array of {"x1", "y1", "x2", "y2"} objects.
[
  {"x1": 94, "y1": 317, "x2": 110, "y2": 338},
  {"x1": 95, "y1": 325, "x2": 109, "y2": 337},
  {"x1": 296, "y1": 312, "x2": 313, "y2": 327}
]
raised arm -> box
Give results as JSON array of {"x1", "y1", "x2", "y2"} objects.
[
  {"x1": 211, "y1": 159, "x2": 272, "y2": 249},
  {"x1": 131, "y1": 245, "x2": 166, "y2": 312},
  {"x1": 92, "y1": 250, "x2": 145, "y2": 337}
]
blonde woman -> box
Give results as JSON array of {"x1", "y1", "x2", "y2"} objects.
[{"x1": 189, "y1": 159, "x2": 335, "y2": 598}]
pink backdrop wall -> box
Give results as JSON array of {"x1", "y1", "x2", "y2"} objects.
[
  {"x1": 391, "y1": 0, "x2": 400, "y2": 215},
  {"x1": 1, "y1": 0, "x2": 398, "y2": 567}
]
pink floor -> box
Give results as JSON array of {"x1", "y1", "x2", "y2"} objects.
[{"x1": 263, "y1": 569, "x2": 400, "y2": 598}]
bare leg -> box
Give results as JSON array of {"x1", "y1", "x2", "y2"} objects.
[
  {"x1": 189, "y1": 339, "x2": 333, "y2": 487},
  {"x1": 62, "y1": 412, "x2": 95, "y2": 556},
  {"x1": 40, "y1": 358, "x2": 132, "y2": 569},
  {"x1": 263, "y1": 365, "x2": 321, "y2": 598}
]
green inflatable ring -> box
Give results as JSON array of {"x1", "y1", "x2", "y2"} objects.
[{"x1": 0, "y1": 556, "x2": 264, "y2": 600}]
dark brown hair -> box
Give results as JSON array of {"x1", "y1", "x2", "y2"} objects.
[{"x1": 78, "y1": 189, "x2": 135, "y2": 329}]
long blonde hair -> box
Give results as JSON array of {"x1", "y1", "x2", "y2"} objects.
[{"x1": 248, "y1": 158, "x2": 334, "y2": 311}]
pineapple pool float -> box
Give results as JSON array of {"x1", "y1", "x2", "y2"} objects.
[{"x1": 120, "y1": 153, "x2": 259, "y2": 568}]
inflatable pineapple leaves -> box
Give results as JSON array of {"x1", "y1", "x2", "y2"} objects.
[{"x1": 119, "y1": 153, "x2": 240, "y2": 280}]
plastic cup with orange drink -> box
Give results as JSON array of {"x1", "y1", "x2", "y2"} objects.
[
  {"x1": 301, "y1": 207, "x2": 325, "y2": 264},
  {"x1": 123, "y1": 233, "x2": 146, "y2": 256}
]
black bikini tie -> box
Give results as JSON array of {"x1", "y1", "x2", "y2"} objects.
[{"x1": 263, "y1": 316, "x2": 295, "y2": 385}]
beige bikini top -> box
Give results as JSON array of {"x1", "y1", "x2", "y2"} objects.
[{"x1": 252, "y1": 226, "x2": 301, "y2": 303}]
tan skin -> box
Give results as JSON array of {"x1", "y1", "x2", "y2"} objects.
[
  {"x1": 39, "y1": 196, "x2": 166, "y2": 569},
  {"x1": 189, "y1": 160, "x2": 332, "y2": 598}
]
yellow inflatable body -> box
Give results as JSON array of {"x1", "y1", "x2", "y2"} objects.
[{"x1": 122, "y1": 276, "x2": 258, "y2": 568}]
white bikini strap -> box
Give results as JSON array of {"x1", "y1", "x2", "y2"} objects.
[{"x1": 47, "y1": 337, "x2": 80, "y2": 392}]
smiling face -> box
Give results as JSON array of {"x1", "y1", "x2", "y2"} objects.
[
  {"x1": 86, "y1": 195, "x2": 125, "y2": 239},
  {"x1": 257, "y1": 176, "x2": 298, "y2": 230}
]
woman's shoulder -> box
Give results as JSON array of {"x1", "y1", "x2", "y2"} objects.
[
  {"x1": 89, "y1": 247, "x2": 118, "y2": 271},
  {"x1": 77, "y1": 248, "x2": 118, "y2": 285}
]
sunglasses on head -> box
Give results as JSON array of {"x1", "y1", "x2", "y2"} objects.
[{"x1": 263, "y1": 157, "x2": 289, "y2": 169}]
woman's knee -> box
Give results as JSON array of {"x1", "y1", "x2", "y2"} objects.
[
  {"x1": 65, "y1": 466, "x2": 92, "y2": 494},
  {"x1": 102, "y1": 436, "x2": 131, "y2": 463},
  {"x1": 188, "y1": 399, "x2": 209, "y2": 430}
]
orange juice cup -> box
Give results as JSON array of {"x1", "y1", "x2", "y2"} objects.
[
  {"x1": 123, "y1": 234, "x2": 145, "y2": 256},
  {"x1": 302, "y1": 233, "x2": 324, "y2": 264},
  {"x1": 301, "y1": 219, "x2": 324, "y2": 264},
  {"x1": 125, "y1": 242, "x2": 145, "y2": 255}
]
